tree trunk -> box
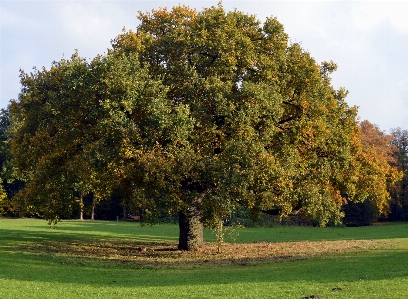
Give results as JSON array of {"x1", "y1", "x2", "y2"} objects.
[
  {"x1": 91, "y1": 204, "x2": 95, "y2": 220},
  {"x1": 178, "y1": 207, "x2": 203, "y2": 251},
  {"x1": 79, "y1": 194, "x2": 84, "y2": 221},
  {"x1": 90, "y1": 193, "x2": 95, "y2": 220}
]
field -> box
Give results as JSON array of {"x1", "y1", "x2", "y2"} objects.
[{"x1": 1, "y1": 219, "x2": 408, "y2": 298}]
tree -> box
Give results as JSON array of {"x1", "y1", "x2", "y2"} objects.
[
  {"x1": 10, "y1": 4, "x2": 398, "y2": 250},
  {"x1": 0, "y1": 108, "x2": 12, "y2": 213},
  {"x1": 389, "y1": 128, "x2": 408, "y2": 220},
  {"x1": 359, "y1": 120, "x2": 397, "y2": 165},
  {"x1": 0, "y1": 107, "x2": 25, "y2": 215},
  {"x1": 111, "y1": 5, "x2": 375, "y2": 248},
  {"x1": 343, "y1": 120, "x2": 401, "y2": 226}
]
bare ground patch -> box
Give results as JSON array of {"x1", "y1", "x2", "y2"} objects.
[{"x1": 20, "y1": 238, "x2": 392, "y2": 268}]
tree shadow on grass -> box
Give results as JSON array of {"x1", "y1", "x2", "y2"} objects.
[
  {"x1": 3, "y1": 219, "x2": 408, "y2": 243},
  {"x1": 1, "y1": 220, "x2": 408, "y2": 291},
  {"x1": 1, "y1": 248, "x2": 408, "y2": 288},
  {"x1": 1, "y1": 224, "x2": 408, "y2": 289},
  {"x1": 0, "y1": 221, "x2": 179, "y2": 245},
  {"x1": 1, "y1": 225, "x2": 396, "y2": 266}
]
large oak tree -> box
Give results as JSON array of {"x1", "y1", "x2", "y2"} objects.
[{"x1": 10, "y1": 4, "x2": 400, "y2": 250}]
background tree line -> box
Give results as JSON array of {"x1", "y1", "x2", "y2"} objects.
[{"x1": 0, "y1": 5, "x2": 404, "y2": 250}]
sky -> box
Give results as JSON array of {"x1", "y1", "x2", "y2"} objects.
[{"x1": 1, "y1": 0, "x2": 408, "y2": 132}]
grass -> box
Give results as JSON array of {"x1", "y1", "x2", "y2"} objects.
[{"x1": 1, "y1": 219, "x2": 408, "y2": 298}]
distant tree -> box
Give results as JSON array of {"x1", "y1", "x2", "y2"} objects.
[
  {"x1": 343, "y1": 120, "x2": 401, "y2": 226},
  {"x1": 388, "y1": 128, "x2": 408, "y2": 220},
  {"x1": 0, "y1": 107, "x2": 25, "y2": 215},
  {"x1": 92, "y1": 192, "x2": 124, "y2": 221},
  {"x1": 343, "y1": 199, "x2": 377, "y2": 226},
  {"x1": 359, "y1": 120, "x2": 397, "y2": 165},
  {"x1": 0, "y1": 108, "x2": 11, "y2": 211},
  {"x1": 10, "y1": 4, "x2": 400, "y2": 250}
]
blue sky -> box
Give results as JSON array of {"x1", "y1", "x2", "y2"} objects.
[{"x1": 1, "y1": 0, "x2": 408, "y2": 131}]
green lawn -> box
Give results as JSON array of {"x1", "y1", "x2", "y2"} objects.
[{"x1": 1, "y1": 219, "x2": 408, "y2": 299}]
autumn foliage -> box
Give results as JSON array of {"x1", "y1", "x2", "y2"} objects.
[{"x1": 343, "y1": 120, "x2": 401, "y2": 225}]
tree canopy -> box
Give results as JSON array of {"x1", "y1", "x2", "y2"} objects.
[
  {"x1": 343, "y1": 120, "x2": 401, "y2": 226},
  {"x1": 10, "y1": 50, "x2": 185, "y2": 221},
  {"x1": 388, "y1": 128, "x2": 408, "y2": 220},
  {"x1": 9, "y1": 4, "x2": 401, "y2": 250}
]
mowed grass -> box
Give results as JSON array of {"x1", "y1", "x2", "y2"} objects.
[{"x1": 1, "y1": 219, "x2": 408, "y2": 298}]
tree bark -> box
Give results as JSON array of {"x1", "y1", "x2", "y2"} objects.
[
  {"x1": 79, "y1": 193, "x2": 84, "y2": 221},
  {"x1": 178, "y1": 207, "x2": 203, "y2": 251},
  {"x1": 91, "y1": 204, "x2": 95, "y2": 220}
]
